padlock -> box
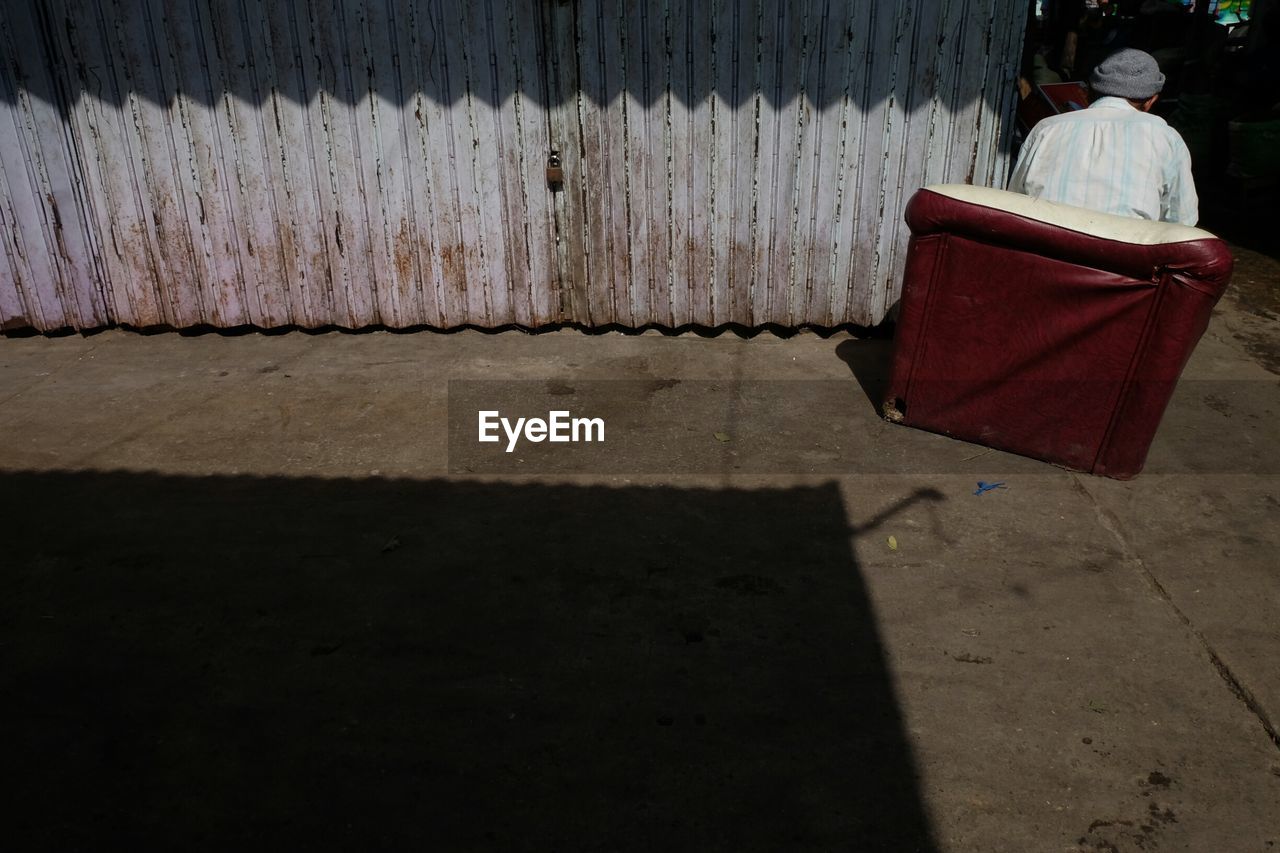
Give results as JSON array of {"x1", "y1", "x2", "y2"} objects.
[{"x1": 546, "y1": 151, "x2": 564, "y2": 190}]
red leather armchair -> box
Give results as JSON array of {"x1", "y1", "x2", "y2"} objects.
[{"x1": 884, "y1": 185, "x2": 1234, "y2": 479}]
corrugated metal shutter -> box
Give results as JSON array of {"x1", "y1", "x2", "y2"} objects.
[{"x1": 0, "y1": 0, "x2": 1026, "y2": 332}]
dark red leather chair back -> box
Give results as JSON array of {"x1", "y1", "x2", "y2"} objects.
[{"x1": 884, "y1": 185, "x2": 1234, "y2": 479}]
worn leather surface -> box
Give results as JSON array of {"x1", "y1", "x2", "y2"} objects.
[
  {"x1": 918, "y1": 183, "x2": 1217, "y2": 245},
  {"x1": 885, "y1": 187, "x2": 1234, "y2": 479}
]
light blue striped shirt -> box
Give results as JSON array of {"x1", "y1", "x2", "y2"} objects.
[{"x1": 1008, "y1": 97, "x2": 1198, "y2": 226}]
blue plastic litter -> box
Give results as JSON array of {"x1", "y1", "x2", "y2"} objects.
[{"x1": 974, "y1": 481, "x2": 1007, "y2": 496}]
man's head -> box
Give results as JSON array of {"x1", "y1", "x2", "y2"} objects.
[{"x1": 1089, "y1": 49, "x2": 1165, "y2": 111}]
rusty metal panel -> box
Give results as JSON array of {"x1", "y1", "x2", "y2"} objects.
[
  {"x1": 562, "y1": 0, "x2": 1029, "y2": 328},
  {"x1": 0, "y1": 0, "x2": 1026, "y2": 332},
  {"x1": 0, "y1": 6, "x2": 108, "y2": 330}
]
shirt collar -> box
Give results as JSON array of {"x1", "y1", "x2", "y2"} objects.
[{"x1": 1089, "y1": 96, "x2": 1140, "y2": 111}]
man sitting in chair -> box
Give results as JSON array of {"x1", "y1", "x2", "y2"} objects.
[{"x1": 1008, "y1": 48, "x2": 1198, "y2": 226}]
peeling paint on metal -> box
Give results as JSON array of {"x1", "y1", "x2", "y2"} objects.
[{"x1": 1, "y1": 0, "x2": 1027, "y2": 331}]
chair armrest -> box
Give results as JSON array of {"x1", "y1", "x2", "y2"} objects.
[{"x1": 905, "y1": 185, "x2": 1232, "y2": 289}]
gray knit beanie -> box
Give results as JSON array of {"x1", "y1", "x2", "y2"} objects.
[{"x1": 1089, "y1": 49, "x2": 1166, "y2": 100}]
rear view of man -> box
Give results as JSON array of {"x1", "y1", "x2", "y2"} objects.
[{"x1": 1008, "y1": 48, "x2": 1198, "y2": 226}]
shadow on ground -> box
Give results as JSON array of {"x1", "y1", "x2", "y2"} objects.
[
  {"x1": 835, "y1": 337, "x2": 896, "y2": 417},
  {"x1": 1, "y1": 471, "x2": 937, "y2": 851}
]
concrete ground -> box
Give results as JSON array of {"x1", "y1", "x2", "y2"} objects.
[{"x1": 2, "y1": 247, "x2": 1277, "y2": 851}]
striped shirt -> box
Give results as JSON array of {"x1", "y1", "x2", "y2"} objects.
[{"x1": 1007, "y1": 96, "x2": 1198, "y2": 226}]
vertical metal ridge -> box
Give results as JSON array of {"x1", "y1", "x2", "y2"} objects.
[
  {"x1": 224, "y1": 0, "x2": 296, "y2": 326},
  {"x1": 505, "y1": 0, "x2": 531, "y2": 325},
  {"x1": 398, "y1": 0, "x2": 444, "y2": 326},
  {"x1": 446, "y1": 1, "x2": 478, "y2": 324},
  {"x1": 836, "y1": 0, "x2": 878, "y2": 325},
  {"x1": 728, "y1": 0, "x2": 760, "y2": 326},
  {"x1": 279, "y1": 0, "x2": 338, "y2": 325},
  {"x1": 627, "y1": 1, "x2": 648, "y2": 324},
  {"x1": 141, "y1": 0, "x2": 205, "y2": 327},
  {"x1": 355, "y1": 0, "x2": 400, "y2": 326},
  {"x1": 15, "y1": 1, "x2": 110, "y2": 328},
  {"x1": 492, "y1": 0, "x2": 530, "y2": 327},
  {"x1": 885, "y1": 0, "x2": 948, "y2": 316},
  {"x1": 919, "y1": 0, "x2": 956, "y2": 194},
  {"x1": 0, "y1": 163, "x2": 31, "y2": 326},
  {"x1": 48, "y1": 1, "x2": 115, "y2": 326},
  {"x1": 689, "y1": 0, "x2": 714, "y2": 325},
  {"x1": 568, "y1": 0, "x2": 597, "y2": 323},
  {"x1": 673, "y1": 0, "x2": 691, "y2": 326},
  {"x1": 241, "y1": 0, "x2": 306, "y2": 326},
  {"x1": 0, "y1": 13, "x2": 60, "y2": 329},
  {"x1": 665, "y1": 0, "x2": 692, "y2": 326},
  {"x1": 618, "y1": 0, "x2": 639, "y2": 327},
  {"x1": 329, "y1": 0, "x2": 382, "y2": 326},
  {"x1": 988, "y1": 0, "x2": 1028, "y2": 187},
  {"x1": 165, "y1": 0, "x2": 226, "y2": 326},
  {"x1": 823, "y1": 12, "x2": 857, "y2": 326},
  {"x1": 0, "y1": 100, "x2": 50, "y2": 327},
  {"x1": 513, "y1": 0, "x2": 559, "y2": 326},
  {"x1": 661, "y1": 0, "x2": 675, "y2": 326},
  {"x1": 307, "y1": 0, "x2": 354, "y2": 325},
  {"x1": 72, "y1": 0, "x2": 135, "y2": 324},
  {"x1": 404, "y1": 0, "x2": 451, "y2": 327},
  {"x1": 870, "y1": 0, "x2": 918, "y2": 321},
  {"x1": 972, "y1": 0, "x2": 1002, "y2": 186},
  {"x1": 217, "y1": 0, "x2": 276, "y2": 325},
  {"x1": 944, "y1": 0, "x2": 976, "y2": 183},
  {"x1": 744, "y1": 0, "x2": 765, "y2": 327},
  {"x1": 112, "y1": 0, "x2": 175, "y2": 326},
  {"x1": 591, "y1": 0, "x2": 625, "y2": 326},
  {"x1": 605, "y1": 0, "x2": 626, "y2": 325},
  {"x1": 380, "y1": 0, "x2": 417, "y2": 326},
  {"x1": 780, "y1": 0, "x2": 814, "y2": 327},
  {"x1": 434, "y1": 1, "x2": 479, "y2": 323},
  {"x1": 762, "y1": 0, "x2": 786, "y2": 325},
  {"x1": 101, "y1": 0, "x2": 169, "y2": 325},
  {"x1": 188, "y1": 0, "x2": 258, "y2": 326},
  {"x1": 707, "y1": 0, "x2": 735, "y2": 326},
  {"x1": 640, "y1": 0, "x2": 671, "y2": 327},
  {"x1": 794, "y1": 0, "x2": 835, "y2": 325},
  {"x1": 254, "y1": 0, "x2": 310, "y2": 326},
  {"x1": 544, "y1": 0, "x2": 586, "y2": 322},
  {"x1": 570, "y1": 6, "x2": 598, "y2": 323},
  {"x1": 457, "y1": 0, "x2": 505, "y2": 325}
]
